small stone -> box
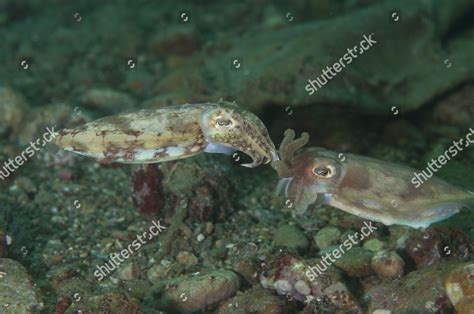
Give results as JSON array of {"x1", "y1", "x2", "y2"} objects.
[
  {"x1": 197, "y1": 234, "x2": 205, "y2": 242},
  {"x1": 363, "y1": 238, "x2": 385, "y2": 252},
  {"x1": 294, "y1": 280, "x2": 311, "y2": 295},
  {"x1": 145, "y1": 270, "x2": 240, "y2": 313},
  {"x1": 146, "y1": 264, "x2": 170, "y2": 282},
  {"x1": 205, "y1": 222, "x2": 214, "y2": 235},
  {"x1": 314, "y1": 226, "x2": 341, "y2": 249},
  {"x1": 176, "y1": 251, "x2": 198, "y2": 266},
  {"x1": 117, "y1": 263, "x2": 140, "y2": 281},
  {"x1": 89, "y1": 292, "x2": 142, "y2": 313},
  {"x1": 273, "y1": 225, "x2": 309, "y2": 252},
  {"x1": 445, "y1": 263, "x2": 474, "y2": 313},
  {"x1": 14, "y1": 177, "x2": 37, "y2": 194},
  {"x1": 215, "y1": 288, "x2": 284, "y2": 314},
  {"x1": 334, "y1": 247, "x2": 374, "y2": 277},
  {"x1": 371, "y1": 250, "x2": 404, "y2": 279},
  {"x1": 273, "y1": 279, "x2": 292, "y2": 293},
  {"x1": 233, "y1": 259, "x2": 259, "y2": 285}
]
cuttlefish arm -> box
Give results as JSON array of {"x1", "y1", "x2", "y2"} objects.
[
  {"x1": 272, "y1": 129, "x2": 474, "y2": 228},
  {"x1": 54, "y1": 100, "x2": 277, "y2": 167}
]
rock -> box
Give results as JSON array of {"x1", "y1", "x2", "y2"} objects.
[
  {"x1": 233, "y1": 259, "x2": 259, "y2": 285},
  {"x1": 334, "y1": 247, "x2": 374, "y2": 277},
  {"x1": 145, "y1": 269, "x2": 240, "y2": 313},
  {"x1": 273, "y1": 225, "x2": 309, "y2": 251},
  {"x1": 158, "y1": 1, "x2": 474, "y2": 113},
  {"x1": 0, "y1": 86, "x2": 28, "y2": 138},
  {"x1": 371, "y1": 250, "x2": 404, "y2": 279},
  {"x1": 89, "y1": 292, "x2": 142, "y2": 313},
  {"x1": 123, "y1": 279, "x2": 152, "y2": 300},
  {"x1": 444, "y1": 263, "x2": 474, "y2": 313},
  {"x1": 433, "y1": 84, "x2": 474, "y2": 126},
  {"x1": 0, "y1": 258, "x2": 43, "y2": 312},
  {"x1": 313, "y1": 226, "x2": 341, "y2": 249},
  {"x1": 389, "y1": 226, "x2": 464, "y2": 269},
  {"x1": 216, "y1": 288, "x2": 285, "y2": 314},
  {"x1": 80, "y1": 88, "x2": 136, "y2": 113},
  {"x1": 204, "y1": 222, "x2": 214, "y2": 235},
  {"x1": 117, "y1": 263, "x2": 140, "y2": 281},
  {"x1": 363, "y1": 238, "x2": 385, "y2": 252},
  {"x1": 146, "y1": 263, "x2": 172, "y2": 282},
  {"x1": 176, "y1": 251, "x2": 199, "y2": 266},
  {"x1": 364, "y1": 262, "x2": 465, "y2": 313},
  {"x1": 149, "y1": 25, "x2": 199, "y2": 57},
  {"x1": 13, "y1": 177, "x2": 37, "y2": 194}
]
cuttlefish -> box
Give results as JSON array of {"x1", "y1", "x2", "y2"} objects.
[
  {"x1": 54, "y1": 100, "x2": 277, "y2": 167},
  {"x1": 272, "y1": 129, "x2": 474, "y2": 228}
]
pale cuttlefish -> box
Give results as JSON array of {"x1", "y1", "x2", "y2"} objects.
[
  {"x1": 54, "y1": 100, "x2": 277, "y2": 167},
  {"x1": 272, "y1": 129, "x2": 474, "y2": 228}
]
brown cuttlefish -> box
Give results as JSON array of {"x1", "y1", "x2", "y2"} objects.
[
  {"x1": 272, "y1": 129, "x2": 474, "y2": 228},
  {"x1": 54, "y1": 100, "x2": 277, "y2": 167}
]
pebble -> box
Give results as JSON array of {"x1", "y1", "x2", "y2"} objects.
[
  {"x1": 176, "y1": 251, "x2": 198, "y2": 266},
  {"x1": 205, "y1": 222, "x2": 214, "y2": 235},
  {"x1": 363, "y1": 238, "x2": 385, "y2": 252},
  {"x1": 117, "y1": 263, "x2": 140, "y2": 280},
  {"x1": 371, "y1": 250, "x2": 404, "y2": 278},
  {"x1": 146, "y1": 269, "x2": 240, "y2": 312},
  {"x1": 334, "y1": 247, "x2": 374, "y2": 277},
  {"x1": 89, "y1": 292, "x2": 142, "y2": 313},
  {"x1": 215, "y1": 288, "x2": 284, "y2": 314},
  {"x1": 197, "y1": 234, "x2": 205, "y2": 242},
  {"x1": 146, "y1": 264, "x2": 170, "y2": 282},
  {"x1": 273, "y1": 225, "x2": 309, "y2": 252},
  {"x1": 314, "y1": 226, "x2": 341, "y2": 249},
  {"x1": 444, "y1": 263, "x2": 474, "y2": 313},
  {"x1": 14, "y1": 177, "x2": 37, "y2": 194}
]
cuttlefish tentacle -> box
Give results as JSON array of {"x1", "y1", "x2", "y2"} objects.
[
  {"x1": 273, "y1": 128, "x2": 474, "y2": 228},
  {"x1": 55, "y1": 101, "x2": 277, "y2": 167},
  {"x1": 271, "y1": 129, "x2": 309, "y2": 177},
  {"x1": 281, "y1": 129, "x2": 309, "y2": 164}
]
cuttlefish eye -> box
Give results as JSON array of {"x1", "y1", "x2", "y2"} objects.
[
  {"x1": 216, "y1": 117, "x2": 233, "y2": 127},
  {"x1": 312, "y1": 165, "x2": 336, "y2": 178}
]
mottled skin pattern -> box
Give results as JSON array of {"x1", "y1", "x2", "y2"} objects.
[
  {"x1": 55, "y1": 100, "x2": 277, "y2": 167},
  {"x1": 272, "y1": 129, "x2": 474, "y2": 228}
]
